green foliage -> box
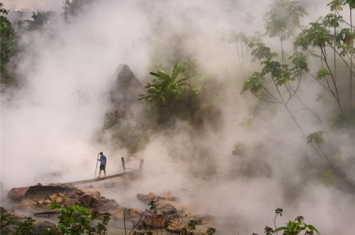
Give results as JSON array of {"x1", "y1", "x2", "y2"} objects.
[
  {"x1": 250, "y1": 43, "x2": 278, "y2": 62},
  {"x1": 306, "y1": 131, "x2": 324, "y2": 144},
  {"x1": 50, "y1": 204, "x2": 111, "y2": 235},
  {"x1": 289, "y1": 52, "x2": 310, "y2": 76},
  {"x1": 317, "y1": 169, "x2": 335, "y2": 186},
  {"x1": 187, "y1": 220, "x2": 196, "y2": 231},
  {"x1": 255, "y1": 209, "x2": 320, "y2": 235},
  {"x1": 148, "y1": 200, "x2": 157, "y2": 213},
  {"x1": 264, "y1": 0, "x2": 307, "y2": 41},
  {"x1": 262, "y1": 60, "x2": 291, "y2": 86},
  {"x1": 0, "y1": 16, "x2": 15, "y2": 64},
  {"x1": 232, "y1": 142, "x2": 247, "y2": 157},
  {"x1": 0, "y1": 214, "x2": 35, "y2": 235},
  {"x1": 1, "y1": 204, "x2": 111, "y2": 234},
  {"x1": 316, "y1": 68, "x2": 331, "y2": 80},
  {"x1": 26, "y1": 11, "x2": 57, "y2": 31},
  {"x1": 140, "y1": 60, "x2": 222, "y2": 130},
  {"x1": 206, "y1": 227, "x2": 216, "y2": 234},
  {"x1": 241, "y1": 72, "x2": 264, "y2": 94},
  {"x1": 0, "y1": 14, "x2": 16, "y2": 85},
  {"x1": 0, "y1": 2, "x2": 8, "y2": 14},
  {"x1": 322, "y1": 13, "x2": 342, "y2": 28},
  {"x1": 332, "y1": 113, "x2": 355, "y2": 128},
  {"x1": 295, "y1": 22, "x2": 332, "y2": 49},
  {"x1": 139, "y1": 62, "x2": 189, "y2": 107},
  {"x1": 328, "y1": 0, "x2": 355, "y2": 11},
  {"x1": 63, "y1": 0, "x2": 93, "y2": 20},
  {"x1": 274, "y1": 216, "x2": 320, "y2": 235}
]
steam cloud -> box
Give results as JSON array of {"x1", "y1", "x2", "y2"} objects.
[{"x1": 1, "y1": 0, "x2": 355, "y2": 234}]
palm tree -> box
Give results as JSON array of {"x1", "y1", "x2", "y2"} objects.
[{"x1": 139, "y1": 62, "x2": 189, "y2": 108}]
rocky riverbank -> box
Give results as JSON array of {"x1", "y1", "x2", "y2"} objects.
[{"x1": 2, "y1": 183, "x2": 215, "y2": 234}]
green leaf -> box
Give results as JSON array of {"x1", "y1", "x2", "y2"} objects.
[
  {"x1": 176, "y1": 76, "x2": 190, "y2": 84},
  {"x1": 157, "y1": 70, "x2": 171, "y2": 82},
  {"x1": 241, "y1": 72, "x2": 264, "y2": 94},
  {"x1": 307, "y1": 131, "x2": 324, "y2": 144},
  {"x1": 306, "y1": 224, "x2": 321, "y2": 234},
  {"x1": 316, "y1": 68, "x2": 331, "y2": 80},
  {"x1": 149, "y1": 72, "x2": 159, "y2": 77},
  {"x1": 171, "y1": 61, "x2": 185, "y2": 81}
]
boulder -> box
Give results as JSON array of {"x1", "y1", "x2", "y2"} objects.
[
  {"x1": 9, "y1": 184, "x2": 120, "y2": 214},
  {"x1": 156, "y1": 203, "x2": 178, "y2": 216},
  {"x1": 23, "y1": 184, "x2": 75, "y2": 200},
  {"x1": 7, "y1": 187, "x2": 29, "y2": 200},
  {"x1": 103, "y1": 64, "x2": 145, "y2": 129},
  {"x1": 33, "y1": 221, "x2": 60, "y2": 235},
  {"x1": 79, "y1": 194, "x2": 92, "y2": 207},
  {"x1": 110, "y1": 64, "x2": 144, "y2": 105},
  {"x1": 136, "y1": 192, "x2": 156, "y2": 203}
]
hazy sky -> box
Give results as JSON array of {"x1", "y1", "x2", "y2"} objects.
[{"x1": 2, "y1": 0, "x2": 62, "y2": 11}]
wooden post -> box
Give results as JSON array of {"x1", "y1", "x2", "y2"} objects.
[
  {"x1": 121, "y1": 157, "x2": 126, "y2": 171},
  {"x1": 139, "y1": 159, "x2": 144, "y2": 171}
]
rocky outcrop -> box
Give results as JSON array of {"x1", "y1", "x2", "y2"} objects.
[
  {"x1": 8, "y1": 184, "x2": 119, "y2": 214},
  {"x1": 7, "y1": 187, "x2": 29, "y2": 201},
  {"x1": 103, "y1": 64, "x2": 144, "y2": 129},
  {"x1": 110, "y1": 64, "x2": 144, "y2": 105},
  {"x1": 6, "y1": 186, "x2": 215, "y2": 234},
  {"x1": 135, "y1": 192, "x2": 214, "y2": 234}
]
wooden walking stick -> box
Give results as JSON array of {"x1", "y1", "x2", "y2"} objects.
[{"x1": 95, "y1": 153, "x2": 99, "y2": 176}]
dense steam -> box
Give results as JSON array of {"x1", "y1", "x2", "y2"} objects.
[{"x1": 1, "y1": 0, "x2": 355, "y2": 234}]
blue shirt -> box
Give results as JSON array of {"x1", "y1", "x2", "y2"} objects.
[{"x1": 99, "y1": 155, "x2": 107, "y2": 165}]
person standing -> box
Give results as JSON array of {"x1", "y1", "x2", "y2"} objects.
[{"x1": 97, "y1": 152, "x2": 107, "y2": 178}]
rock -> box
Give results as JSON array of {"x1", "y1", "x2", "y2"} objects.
[
  {"x1": 63, "y1": 200, "x2": 76, "y2": 208},
  {"x1": 89, "y1": 196, "x2": 119, "y2": 212},
  {"x1": 23, "y1": 184, "x2": 75, "y2": 200},
  {"x1": 8, "y1": 184, "x2": 119, "y2": 214},
  {"x1": 136, "y1": 192, "x2": 156, "y2": 202},
  {"x1": 7, "y1": 187, "x2": 29, "y2": 200},
  {"x1": 80, "y1": 188, "x2": 101, "y2": 198},
  {"x1": 103, "y1": 64, "x2": 144, "y2": 129},
  {"x1": 110, "y1": 64, "x2": 144, "y2": 105},
  {"x1": 50, "y1": 193, "x2": 64, "y2": 204},
  {"x1": 166, "y1": 218, "x2": 189, "y2": 233},
  {"x1": 157, "y1": 193, "x2": 180, "y2": 202},
  {"x1": 13, "y1": 198, "x2": 37, "y2": 212},
  {"x1": 0, "y1": 206, "x2": 9, "y2": 215},
  {"x1": 33, "y1": 221, "x2": 60, "y2": 235},
  {"x1": 79, "y1": 194, "x2": 92, "y2": 207},
  {"x1": 142, "y1": 215, "x2": 166, "y2": 229},
  {"x1": 156, "y1": 203, "x2": 178, "y2": 216},
  {"x1": 111, "y1": 207, "x2": 142, "y2": 220}
]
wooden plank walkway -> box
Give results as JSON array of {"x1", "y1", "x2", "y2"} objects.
[
  {"x1": 60, "y1": 158, "x2": 144, "y2": 186},
  {"x1": 62, "y1": 170, "x2": 139, "y2": 186}
]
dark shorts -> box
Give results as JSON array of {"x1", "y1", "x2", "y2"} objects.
[{"x1": 100, "y1": 165, "x2": 106, "y2": 170}]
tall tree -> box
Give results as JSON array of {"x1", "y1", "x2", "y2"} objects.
[{"x1": 0, "y1": 3, "x2": 16, "y2": 85}]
